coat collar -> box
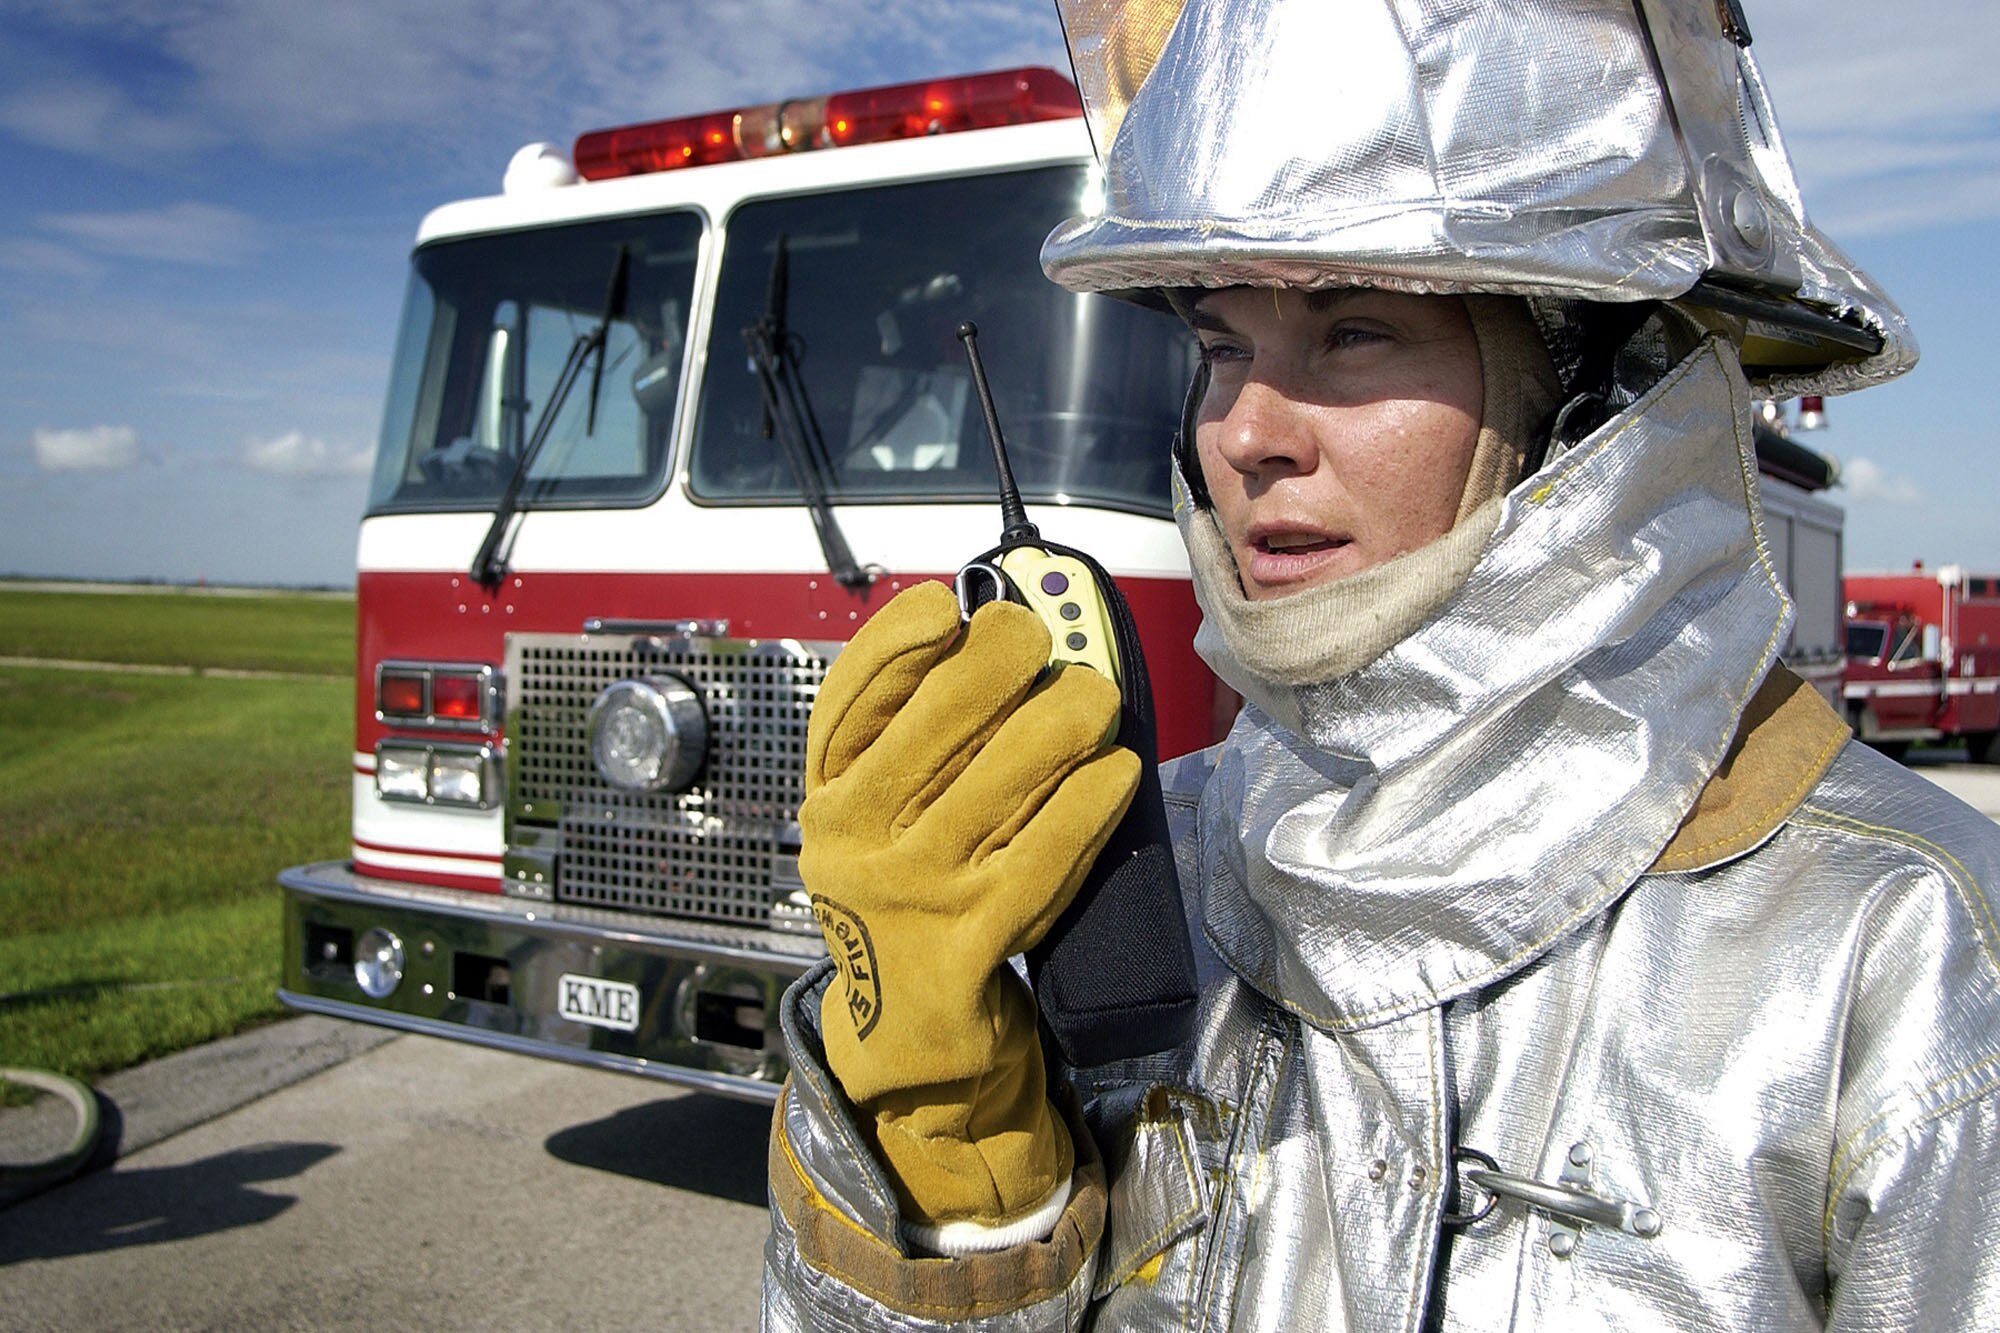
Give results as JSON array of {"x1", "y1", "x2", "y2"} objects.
[{"x1": 1651, "y1": 665, "x2": 1849, "y2": 874}]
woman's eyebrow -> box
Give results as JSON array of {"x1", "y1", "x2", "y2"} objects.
[
  {"x1": 1302, "y1": 288, "x2": 1368, "y2": 314},
  {"x1": 1188, "y1": 288, "x2": 1370, "y2": 333},
  {"x1": 1185, "y1": 304, "x2": 1237, "y2": 335}
]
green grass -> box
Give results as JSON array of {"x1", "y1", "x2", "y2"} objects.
[
  {"x1": 0, "y1": 587, "x2": 354, "y2": 676},
  {"x1": 0, "y1": 593, "x2": 353, "y2": 1095}
]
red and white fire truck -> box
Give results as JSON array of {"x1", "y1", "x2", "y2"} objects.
[
  {"x1": 277, "y1": 66, "x2": 1855, "y2": 1102},
  {"x1": 277, "y1": 68, "x2": 1223, "y2": 1101},
  {"x1": 1843, "y1": 564, "x2": 2000, "y2": 762}
]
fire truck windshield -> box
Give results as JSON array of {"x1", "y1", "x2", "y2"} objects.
[
  {"x1": 691, "y1": 164, "x2": 1195, "y2": 515},
  {"x1": 366, "y1": 164, "x2": 1195, "y2": 520},
  {"x1": 368, "y1": 212, "x2": 703, "y2": 513},
  {"x1": 1846, "y1": 621, "x2": 1888, "y2": 661}
]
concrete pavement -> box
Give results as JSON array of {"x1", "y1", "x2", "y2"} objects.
[
  {"x1": 3, "y1": 1018, "x2": 398, "y2": 1201},
  {"x1": 1909, "y1": 749, "x2": 2000, "y2": 818},
  {"x1": 0, "y1": 1033, "x2": 773, "y2": 1330}
]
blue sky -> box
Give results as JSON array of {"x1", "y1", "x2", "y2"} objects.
[{"x1": 1, "y1": 0, "x2": 1995, "y2": 587}]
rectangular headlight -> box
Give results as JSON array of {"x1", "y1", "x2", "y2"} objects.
[
  {"x1": 429, "y1": 749, "x2": 491, "y2": 806},
  {"x1": 374, "y1": 742, "x2": 499, "y2": 809},
  {"x1": 376, "y1": 743, "x2": 431, "y2": 801}
]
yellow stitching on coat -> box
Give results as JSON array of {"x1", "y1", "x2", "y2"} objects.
[
  {"x1": 1805, "y1": 797, "x2": 2000, "y2": 1250},
  {"x1": 1794, "y1": 806, "x2": 2000, "y2": 981},
  {"x1": 775, "y1": 1110, "x2": 879, "y2": 1245},
  {"x1": 1820, "y1": 1063, "x2": 2000, "y2": 1253},
  {"x1": 1802, "y1": 797, "x2": 2000, "y2": 1246},
  {"x1": 1213, "y1": 1025, "x2": 1284, "y2": 1332},
  {"x1": 1112, "y1": 1112, "x2": 1204, "y2": 1291},
  {"x1": 795, "y1": 1190, "x2": 1091, "y2": 1319},
  {"x1": 1826, "y1": 1052, "x2": 2000, "y2": 1182}
]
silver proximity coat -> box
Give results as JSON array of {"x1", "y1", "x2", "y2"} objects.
[{"x1": 762, "y1": 339, "x2": 2000, "y2": 1329}]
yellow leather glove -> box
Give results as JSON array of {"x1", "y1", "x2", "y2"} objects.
[{"x1": 801, "y1": 579, "x2": 1140, "y2": 1245}]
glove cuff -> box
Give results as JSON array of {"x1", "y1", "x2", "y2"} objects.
[{"x1": 902, "y1": 1173, "x2": 1073, "y2": 1255}]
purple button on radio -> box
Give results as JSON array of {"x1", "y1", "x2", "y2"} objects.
[{"x1": 1040, "y1": 571, "x2": 1069, "y2": 596}]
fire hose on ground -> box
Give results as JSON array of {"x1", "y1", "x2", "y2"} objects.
[{"x1": 0, "y1": 1067, "x2": 103, "y2": 1194}]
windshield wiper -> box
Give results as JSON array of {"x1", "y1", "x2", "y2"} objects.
[
  {"x1": 742, "y1": 234, "x2": 873, "y2": 590},
  {"x1": 470, "y1": 246, "x2": 630, "y2": 593}
]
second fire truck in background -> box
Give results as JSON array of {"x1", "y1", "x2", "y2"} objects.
[{"x1": 1844, "y1": 565, "x2": 2000, "y2": 761}]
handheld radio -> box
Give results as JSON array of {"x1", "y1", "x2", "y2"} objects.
[{"x1": 953, "y1": 321, "x2": 1199, "y2": 1068}]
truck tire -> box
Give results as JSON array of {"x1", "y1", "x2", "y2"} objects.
[
  {"x1": 1968, "y1": 731, "x2": 1998, "y2": 765},
  {"x1": 1868, "y1": 739, "x2": 1911, "y2": 762}
]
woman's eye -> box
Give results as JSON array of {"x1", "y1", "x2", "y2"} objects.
[
  {"x1": 1198, "y1": 340, "x2": 1249, "y2": 368},
  {"x1": 1325, "y1": 324, "x2": 1389, "y2": 351}
]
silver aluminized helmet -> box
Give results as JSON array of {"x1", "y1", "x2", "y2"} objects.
[{"x1": 1042, "y1": 0, "x2": 1914, "y2": 395}]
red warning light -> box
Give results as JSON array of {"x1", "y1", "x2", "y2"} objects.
[{"x1": 573, "y1": 67, "x2": 1080, "y2": 181}]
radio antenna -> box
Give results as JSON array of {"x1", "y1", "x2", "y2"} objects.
[{"x1": 956, "y1": 321, "x2": 1039, "y2": 546}]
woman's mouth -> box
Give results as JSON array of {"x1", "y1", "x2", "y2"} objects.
[
  {"x1": 1241, "y1": 530, "x2": 1354, "y2": 596},
  {"x1": 1259, "y1": 533, "x2": 1339, "y2": 556}
]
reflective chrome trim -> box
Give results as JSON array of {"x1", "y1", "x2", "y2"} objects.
[
  {"x1": 280, "y1": 860, "x2": 826, "y2": 966},
  {"x1": 279, "y1": 859, "x2": 822, "y2": 1099},
  {"x1": 277, "y1": 990, "x2": 780, "y2": 1105},
  {"x1": 1848, "y1": 680, "x2": 1955, "y2": 700},
  {"x1": 504, "y1": 630, "x2": 838, "y2": 925},
  {"x1": 582, "y1": 618, "x2": 731, "y2": 637}
]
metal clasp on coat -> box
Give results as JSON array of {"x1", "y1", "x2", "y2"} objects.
[{"x1": 1443, "y1": 1143, "x2": 1663, "y2": 1258}]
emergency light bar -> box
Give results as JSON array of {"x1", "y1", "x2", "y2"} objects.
[{"x1": 573, "y1": 66, "x2": 1082, "y2": 181}]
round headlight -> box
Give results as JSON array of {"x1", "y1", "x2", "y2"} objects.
[
  {"x1": 354, "y1": 928, "x2": 405, "y2": 999},
  {"x1": 588, "y1": 676, "x2": 706, "y2": 793}
]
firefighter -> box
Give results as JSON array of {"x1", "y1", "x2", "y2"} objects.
[{"x1": 763, "y1": 3, "x2": 2000, "y2": 1328}]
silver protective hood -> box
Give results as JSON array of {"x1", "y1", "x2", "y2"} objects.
[
  {"x1": 1043, "y1": 0, "x2": 1915, "y2": 395},
  {"x1": 1195, "y1": 331, "x2": 1788, "y2": 1028}
]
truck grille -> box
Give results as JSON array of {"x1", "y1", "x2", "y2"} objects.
[{"x1": 504, "y1": 630, "x2": 838, "y2": 924}]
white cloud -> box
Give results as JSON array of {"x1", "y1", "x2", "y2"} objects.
[
  {"x1": 1, "y1": 1, "x2": 1066, "y2": 166},
  {"x1": 242, "y1": 431, "x2": 372, "y2": 478},
  {"x1": 1748, "y1": 1, "x2": 2000, "y2": 238},
  {"x1": 0, "y1": 236, "x2": 101, "y2": 279},
  {"x1": 38, "y1": 201, "x2": 260, "y2": 266},
  {"x1": 33, "y1": 424, "x2": 143, "y2": 470},
  {"x1": 1840, "y1": 456, "x2": 1925, "y2": 505},
  {"x1": 0, "y1": 75, "x2": 215, "y2": 158},
  {"x1": 5, "y1": 0, "x2": 1988, "y2": 247}
]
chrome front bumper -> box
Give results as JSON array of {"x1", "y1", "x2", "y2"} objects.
[{"x1": 278, "y1": 861, "x2": 825, "y2": 1103}]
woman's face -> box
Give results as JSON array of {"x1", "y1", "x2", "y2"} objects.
[{"x1": 1190, "y1": 287, "x2": 1485, "y2": 600}]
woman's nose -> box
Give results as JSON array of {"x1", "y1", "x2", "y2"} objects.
[{"x1": 1205, "y1": 377, "x2": 1322, "y2": 479}]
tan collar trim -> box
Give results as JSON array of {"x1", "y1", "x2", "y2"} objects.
[{"x1": 1651, "y1": 665, "x2": 1851, "y2": 874}]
